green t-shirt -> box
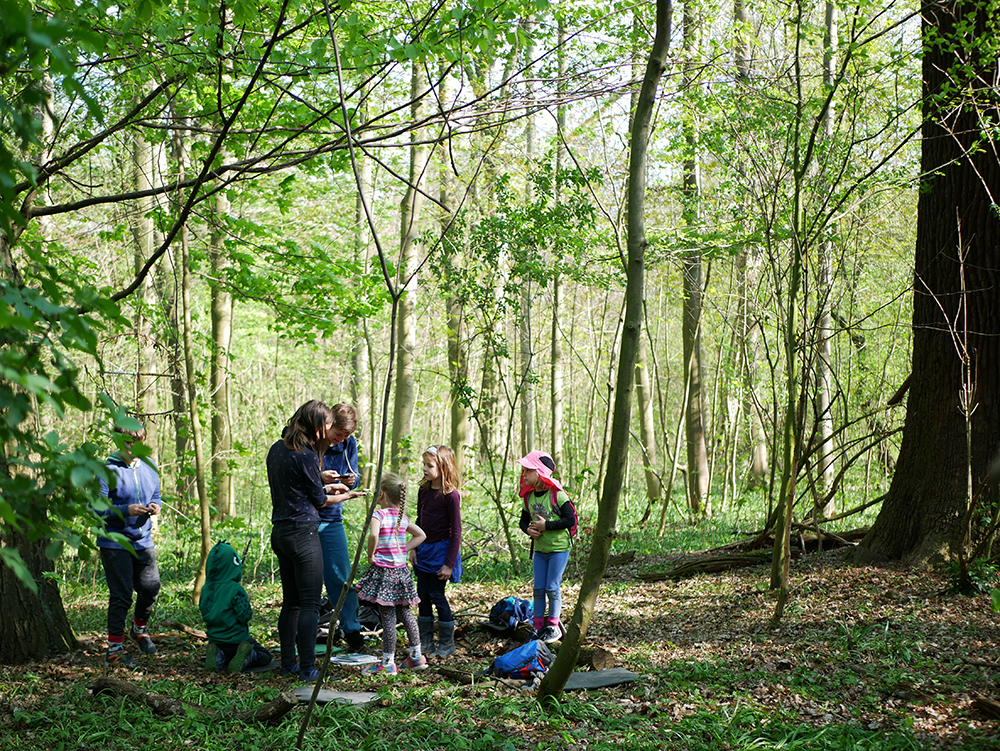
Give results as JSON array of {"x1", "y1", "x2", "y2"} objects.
[{"x1": 525, "y1": 489, "x2": 572, "y2": 553}]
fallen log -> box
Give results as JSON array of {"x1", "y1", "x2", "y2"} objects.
[
  {"x1": 639, "y1": 550, "x2": 796, "y2": 581},
  {"x1": 160, "y1": 619, "x2": 207, "y2": 640},
  {"x1": 90, "y1": 677, "x2": 299, "y2": 724},
  {"x1": 577, "y1": 647, "x2": 615, "y2": 671},
  {"x1": 607, "y1": 551, "x2": 635, "y2": 566},
  {"x1": 971, "y1": 691, "x2": 1000, "y2": 720},
  {"x1": 438, "y1": 667, "x2": 475, "y2": 684}
]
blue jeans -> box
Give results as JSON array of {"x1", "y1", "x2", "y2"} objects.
[
  {"x1": 318, "y1": 521, "x2": 361, "y2": 633},
  {"x1": 271, "y1": 520, "x2": 323, "y2": 672},
  {"x1": 100, "y1": 546, "x2": 161, "y2": 637},
  {"x1": 532, "y1": 550, "x2": 569, "y2": 622}
]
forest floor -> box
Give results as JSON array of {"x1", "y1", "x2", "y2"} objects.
[{"x1": 4, "y1": 547, "x2": 1000, "y2": 750}]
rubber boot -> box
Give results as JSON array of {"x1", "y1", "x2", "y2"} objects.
[
  {"x1": 432, "y1": 620, "x2": 456, "y2": 658},
  {"x1": 418, "y1": 616, "x2": 436, "y2": 656}
]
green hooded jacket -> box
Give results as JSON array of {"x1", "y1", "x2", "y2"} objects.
[{"x1": 199, "y1": 541, "x2": 252, "y2": 645}]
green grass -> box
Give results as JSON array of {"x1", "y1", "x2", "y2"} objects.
[{"x1": 6, "y1": 489, "x2": 994, "y2": 750}]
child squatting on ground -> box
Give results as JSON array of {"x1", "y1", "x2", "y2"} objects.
[
  {"x1": 412, "y1": 444, "x2": 463, "y2": 659},
  {"x1": 355, "y1": 473, "x2": 428, "y2": 675},
  {"x1": 200, "y1": 540, "x2": 273, "y2": 673},
  {"x1": 518, "y1": 450, "x2": 575, "y2": 644}
]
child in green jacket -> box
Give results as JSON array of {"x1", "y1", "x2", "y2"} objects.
[{"x1": 200, "y1": 540, "x2": 273, "y2": 672}]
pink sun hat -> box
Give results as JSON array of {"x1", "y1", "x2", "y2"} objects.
[{"x1": 517, "y1": 450, "x2": 565, "y2": 496}]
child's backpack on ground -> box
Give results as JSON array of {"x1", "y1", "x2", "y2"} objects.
[
  {"x1": 357, "y1": 604, "x2": 382, "y2": 632},
  {"x1": 489, "y1": 596, "x2": 534, "y2": 630},
  {"x1": 317, "y1": 597, "x2": 335, "y2": 643},
  {"x1": 482, "y1": 640, "x2": 554, "y2": 681}
]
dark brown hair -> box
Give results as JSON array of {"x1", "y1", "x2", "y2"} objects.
[
  {"x1": 114, "y1": 424, "x2": 147, "y2": 442},
  {"x1": 281, "y1": 400, "x2": 333, "y2": 453}
]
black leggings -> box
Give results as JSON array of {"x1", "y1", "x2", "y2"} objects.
[{"x1": 415, "y1": 569, "x2": 453, "y2": 620}]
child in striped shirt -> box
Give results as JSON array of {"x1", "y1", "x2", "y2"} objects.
[{"x1": 355, "y1": 473, "x2": 427, "y2": 675}]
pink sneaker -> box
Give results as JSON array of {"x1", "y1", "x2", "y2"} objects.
[
  {"x1": 364, "y1": 661, "x2": 397, "y2": 676},
  {"x1": 400, "y1": 655, "x2": 428, "y2": 671}
]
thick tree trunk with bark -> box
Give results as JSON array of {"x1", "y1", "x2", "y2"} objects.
[
  {"x1": 0, "y1": 531, "x2": 78, "y2": 663},
  {"x1": 860, "y1": 0, "x2": 1000, "y2": 565}
]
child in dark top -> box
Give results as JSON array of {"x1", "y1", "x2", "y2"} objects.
[
  {"x1": 95, "y1": 424, "x2": 162, "y2": 669},
  {"x1": 200, "y1": 540, "x2": 273, "y2": 673},
  {"x1": 412, "y1": 445, "x2": 463, "y2": 658},
  {"x1": 517, "y1": 450, "x2": 574, "y2": 644}
]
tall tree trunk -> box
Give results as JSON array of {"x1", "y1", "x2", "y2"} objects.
[
  {"x1": 519, "y1": 17, "x2": 538, "y2": 457},
  {"x1": 635, "y1": 339, "x2": 663, "y2": 516},
  {"x1": 733, "y1": 0, "x2": 769, "y2": 491},
  {"x1": 539, "y1": 0, "x2": 671, "y2": 702},
  {"x1": 173, "y1": 128, "x2": 211, "y2": 602},
  {"x1": 210, "y1": 185, "x2": 234, "y2": 518},
  {"x1": 769, "y1": 3, "x2": 810, "y2": 612},
  {"x1": 550, "y1": 15, "x2": 566, "y2": 468},
  {"x1": 814, "y1": 0, "x2": 838, "y2": 516},
  {"x1": 858, "y1": 0, "x2": 1000, "y2": 565},
  {"x1": 131, "y1": 110, "x2": 163, "y2": 457},
  {"x1": 352, "y1": 149, "x2": 374, "y2": 486},
  {"x1": 390, "y1": 63, "x2": 429, "y2": 474},
  {"x1": 680, "y1": 0, "x2": 709, "y2": 516}
]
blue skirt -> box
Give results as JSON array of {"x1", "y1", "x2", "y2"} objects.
[{"x1": 414, "y1": 540, "x2": 462, "y2": 583}]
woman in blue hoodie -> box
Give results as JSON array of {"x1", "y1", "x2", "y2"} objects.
[{"x1": 95, "y1": 424, "x2": 161, "y2": 669}]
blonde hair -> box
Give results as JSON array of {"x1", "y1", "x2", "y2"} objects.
[
  {"x1": 380, "y1": 472, "x2": 407, "y2": 534},
  {"x1": 419, "y1": 445, "x2": 461, "y2": 494}
]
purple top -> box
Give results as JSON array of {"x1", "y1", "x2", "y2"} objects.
[{"x1": 415, "y1": 486, "x2": 462, "y2": 570}]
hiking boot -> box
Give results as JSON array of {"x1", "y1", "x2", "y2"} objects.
[
  {"x1": 228, "y1": 640, "x2": 253, "y2": 673},
  {"x1": 363, "y1": 661, "x2": 397, "y2": 676},
  {"x1": 417, "y1": 616, "x2": 435, "y2": 655},
  {"x1": 205, "y1": 643, "x2": 221, "y2": 672},
  {"x1": 400, "y1": 654, "x2": 428, "y2": 671},
  {"x1": 106, "y1": 647, "x2": 139, "y2": 669},
  {"x1": 130, "y1": 626, "x2": 156, "y2": 655},
  {"x1": 538, "y1": 626, "x2": 560, "y2": 644},
  {"x1": 431, "y1": 620, "x2": 456, "y2": 658}
]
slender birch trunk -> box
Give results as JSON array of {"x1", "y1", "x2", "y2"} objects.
[
  {"x1": 390, "y1": 63, "x2": 429, "y2": 473},
  {"x1": 210, "y1": 184, "x2": 233, "y2": 518},
  {"x1": 538, "y1": 0, "x2": 671, "y2": 701}
]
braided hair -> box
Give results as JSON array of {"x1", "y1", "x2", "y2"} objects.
[{"x1": 380, "y1": 472, "x2": 407, "y2": 535}]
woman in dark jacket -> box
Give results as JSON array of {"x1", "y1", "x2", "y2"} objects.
[{"x1": 267, "y1": 400, "x2": 338, "y2": 682}]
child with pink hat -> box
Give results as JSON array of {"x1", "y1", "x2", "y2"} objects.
[{"x1": 517, "y1": 450, "x2": 575, "y2": 643}]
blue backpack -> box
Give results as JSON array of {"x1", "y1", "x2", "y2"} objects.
[
  {"x1": 484, "y1": 640, "x2": 553, "y2": 680},
  {"x1": 489, "y1": 596, "x2": 534, "y2": 630}
]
